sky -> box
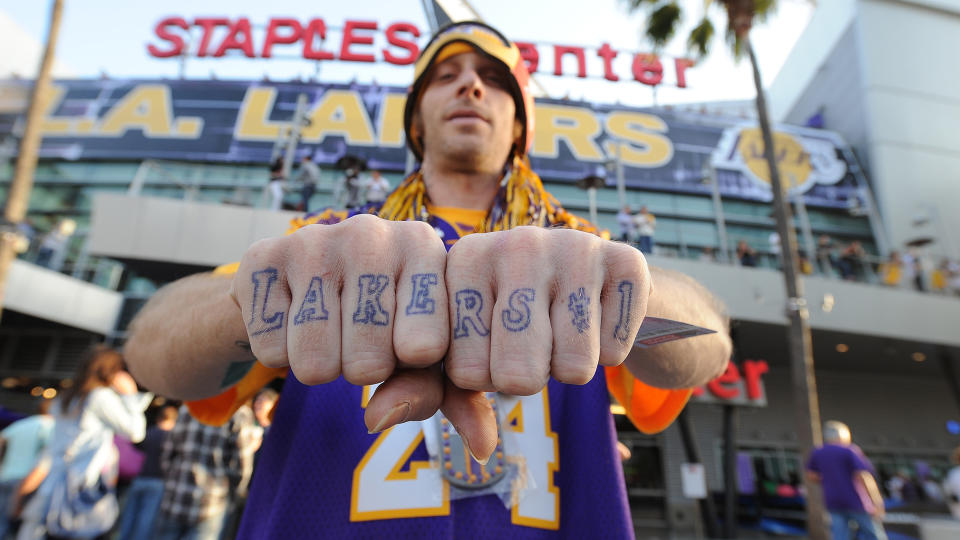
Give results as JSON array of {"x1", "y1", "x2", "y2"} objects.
[{"x1": 1, "y1": 0, "x2": 814, "y2": 108}]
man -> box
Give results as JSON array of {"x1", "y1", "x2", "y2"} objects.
[
  {"x1": 267, "y1": 157, "x2": 285, "y2": 211},
  {"x1": 943, "y1": 446, "x2": 960, "y2": 518},
  {"x1": 125, "y1": 22, "x2": 730, "y2": 538},
  {"x1": 296, "y1": 155, "x2": 321, "y2": 212},
  {"x1": 633, "y1": 205, "x2": 656, "y2": 254},
  {"x1": 616, "y1": 205, "x2": 636, "y2": 244},
  {"x1": 344, "y1": 166, "x2": 363, "y2": 208},
  {"x1": 365, "y1": 170, "x2": 391, "y2": 205},
  {"x1": 807, "y1": 421, "x2": 887, "y2": 540},
  {"x1": 0, "y1": 402, "x2": 53, "y2": 538},
  {"x1": 154, "y1": 405, "x2": 260, "y2": 540},
  {"x1": 117, "y1": 404, "x2": 179, "y2": 540}
]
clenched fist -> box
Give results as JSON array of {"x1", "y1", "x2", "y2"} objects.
[{"x1": 229, "y1": 214, "x2": 651, "y2": 459}]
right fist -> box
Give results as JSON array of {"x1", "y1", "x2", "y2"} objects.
[{"x1": 230, "y1": 214, "x2": 450, "y2": 386}]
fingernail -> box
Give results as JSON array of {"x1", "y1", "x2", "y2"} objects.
[
  {"x1": 455, "y1": 424, "x2": 490, "y2": 466},
  {"x1": 368, "y1": 401, "x2": 411, "y2": 434}
]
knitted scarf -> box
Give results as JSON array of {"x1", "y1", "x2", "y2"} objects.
[{"x1": 375, "y1": 155, "x2": 600, "y2": 236}]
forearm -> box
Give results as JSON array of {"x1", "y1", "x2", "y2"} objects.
[
  {"x1": 624, "y1": 266, "x2": 731, "y2": 389},
  {"x1": 124, "y1": 272, "x2": 252, "y2": 400},
  {"x1": 857, "y1": 471, "x2": 885, "y2": 515}
]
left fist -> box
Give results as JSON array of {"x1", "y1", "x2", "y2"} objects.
[{"x1": 443, "y1": 226, "x2": 651, "y2": 395}]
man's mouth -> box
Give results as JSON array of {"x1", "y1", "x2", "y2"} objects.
[{"x1": 446, "y1": 109, "x2": 487, "y2": 123}]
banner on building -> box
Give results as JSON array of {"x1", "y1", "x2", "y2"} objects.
[{"x1": 0, "y1": 79, "x2": 862, "y2": 208}]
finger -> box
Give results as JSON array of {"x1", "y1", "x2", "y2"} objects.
[
  {"x1": 233, "y1": 239, "x2": 291, "y2": 368},
  {"x1": 392, "y1": 221, "x2": 450, "y2": 368},
  {"x1": 488, "y1": 227, "x2": 553, "y2": 395},
  {"x1": 599, "y1": 243, "x2": 651, "y2": 366},
  {"x1": 440, "y1": 378, "x2": 498, "y2": 464},
  {"x1": 364, "y1": 366, "x2": 444, "y2": 433},
  {"x1": 285, "y1": 226, "x2": 343, "y2": 385},
  {"x1": 444, "y1": 235, "x2": 495, "y2": 391},
  {"x1": 339, "y1": 215, "x2": 399, "y2": 385},
  {"x1": 549, "y1": 230, "x2": 604, "y2": 384}
]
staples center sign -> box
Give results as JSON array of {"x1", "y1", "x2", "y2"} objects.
[
  {"x1": 147, "y1": 17, "x2": 696, "y2": 88},
  {"x1": 692, "y1": 359, "x2": 769, "y2": 407}
]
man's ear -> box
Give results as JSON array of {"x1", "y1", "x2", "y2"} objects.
[
  {"x1": 513, "y1": 119, "x2": 523, "y2": 145},
  {"x1": 413, "y1": 110, "x2": 425, "y2": 149}
]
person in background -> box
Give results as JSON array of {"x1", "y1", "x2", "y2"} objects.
[
  {"x1": 155, "y1": 404, "x2": 260, "y2": 540},
  {"x1": 942, "y1": 447, "x2": 960, "y2": 519},
  {"x1": 699, "y1": 246, "x2": 717, "y2": 263},
  {"x1": 345, "y1": 168, "x2": 364, "y2": 209},
  {"x1": 267, "y1": 157, "x2": 286, "y2": 212},
  {"x1": 806, "y1": 421, "x2": 887, "y2": 540},
  {"x1": 768, "y1": 231, "x2": 781, "y2": 268},
  {"x1": 116, "y1": 405, "x2": 179, "y2": 540},
  {"x1": 16, "y1": 347, "x2": 150, "y2": 540},
  {"x1": 251, "y1": 389, "x2": 278, "y2": 433},
  {"x1": 837, "y1": 241, "x2": 865, "y2": 281},
  {"x1": 616, "y1": 205, "x2": 636, "y2": 244},
  {"x1": 931, "y1": 259, "x2": 950, "y2": 294},
  {"x1": 737, "y1": 240, "x2": 758, "y2": 267},
  {"x1": 798, "y1": 251, "x2": 814, "y2": 275},
  {"x1": 0, "y1": 401, "x2": 54, "y2": 538},
  {"x1": 34, "y1": 219, "x2": 76, "y2": 271},
  {"x1": 880, "y1": 251, "x2": 902, "y2": 287},
  {"x1": 222, "y1": 389, "x2": 277, "y2": 539},
  {"x1": 364, "y1": 170, "x2": 391, "y2": 206},
  {"x1": 295, "y1": 155, "x2": 320, "y2": 213},
  {"x1": 817, "y1": 234, "x2": 838, "y2": 276},
  {"x1": 949, "y1": 259, "x2": 960, "y2": 296},
  {"x1": 901, "y1": 248, "x2": 924, "y2": 291},
  {"x1": 633, "y1": 205, "x2": 656, "y2": 254}
]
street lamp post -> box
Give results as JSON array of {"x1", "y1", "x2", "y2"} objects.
[{"x1": 577, "y1": 166, "x2": 606, "y2": 227}]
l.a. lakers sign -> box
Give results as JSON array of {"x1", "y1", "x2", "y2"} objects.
[{"x1": 711, "y1": 124, "x2": 848, "y2": 201}]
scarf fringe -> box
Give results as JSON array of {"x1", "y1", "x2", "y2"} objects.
[{"x1": 376, "y1": 156, "x2": 600, "y2": 236}]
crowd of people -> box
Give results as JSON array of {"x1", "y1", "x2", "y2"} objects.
[
  {"x1": 264, "y1": 155, "x2": 391, "y2": 213},
  {"x1": 0, "y1": 347, "x2": 280, "y2": 540},
  {"x1": 695, "y1": 233, "x2": 960, "y2": 296}
]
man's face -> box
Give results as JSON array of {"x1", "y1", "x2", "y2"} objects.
[{"x1": 414, "y1": 50, "x2": 519, "y2": 170}]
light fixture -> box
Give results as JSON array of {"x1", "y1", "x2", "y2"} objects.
[
  {"x1": 912, "y1": 352, "x2": 926, "y2": 362},
  {"x1": 42, "y1": 388, "x2": 57, "y2": 399},
  {"x1": 836, "y1": 344, "x2": 849, "y2": 353},
  {"x1": 610, "y1": 404, "x2": 626, "y2": 415},
  {"x1": 30, "y1": 386, "x2": 43, "y2": 397},
  {"x1": 821, "y1": 293, "x2": 835, "y2": 313},
  {"x1": 60, "y1": 379, "x2": 73, "y2": 389},
  {"x1": 1, "y1": 378, "x2": 17, "y2": 389}
]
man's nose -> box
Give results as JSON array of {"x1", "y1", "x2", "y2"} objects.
[{"x1": 456, "y1": 69, "x2": 484, "y2": 100}]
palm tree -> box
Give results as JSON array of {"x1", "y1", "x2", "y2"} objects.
[{"x1": 625, "y1": 2, "x2": 827, "y2": 539}]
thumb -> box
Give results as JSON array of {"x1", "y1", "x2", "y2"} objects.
[{"x1": 440, "y1": 378, "x2": 498, "y2": 464}]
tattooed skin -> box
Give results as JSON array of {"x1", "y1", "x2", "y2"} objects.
[
  {"x1": 250, "y1": 268, "x2": 284, "y2": 336},
  {"x1": 501, "y1": 288, "x2": 535, "y2": 332},
  {"x1": 294, "y1": 277, "x2": 329, "y2": 325},
  {"x1": 352, "y1": 274, "x2": 390, "y2": 326},
  {"x1": 568, "y1": 287, "x2": 590, "y2": 334},
  {"x1": 453, "y1": 289, "x2": 490, "y2": 338},
  {"x1": 406, "y1": 273, "x2": 439, "y2": 316},
  {"x1": 220, "y1": 341, "x2": 256, "y2": 388},
  {"x1": 613, "y1": 280, "x2": 634, "y2": 342}
]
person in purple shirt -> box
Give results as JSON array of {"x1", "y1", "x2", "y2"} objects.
[{"x1": 806, "y1": 421, "x2": 887, "y2": 540}]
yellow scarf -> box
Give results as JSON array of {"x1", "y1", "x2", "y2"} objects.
[{"x1": 376, "y1": 155, "x2": 600, "y2": 236}]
